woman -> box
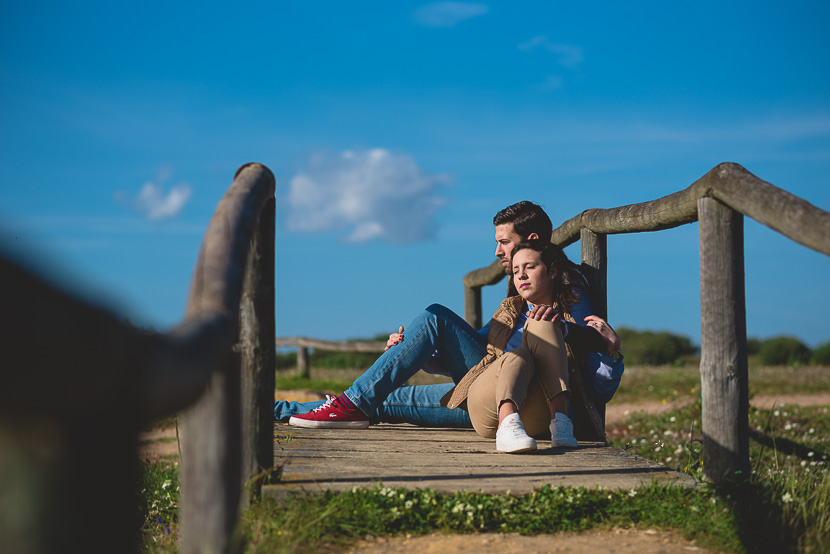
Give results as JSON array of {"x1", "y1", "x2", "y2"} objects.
[{"x1": 441, "y1": 239, "x2": 585, "y2": 453}]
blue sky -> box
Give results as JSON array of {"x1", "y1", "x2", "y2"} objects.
[{"x1": 2, "y1": 1, "x2": 829, "y2": 347}]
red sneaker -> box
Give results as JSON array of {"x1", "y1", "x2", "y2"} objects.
[{"x1": 288, "y1": 395, "x2": 370, "y2": 429}]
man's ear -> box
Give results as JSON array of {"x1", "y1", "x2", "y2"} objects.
[{"x1": 527, "y1": 232, "x2": 539, "y2": 240}]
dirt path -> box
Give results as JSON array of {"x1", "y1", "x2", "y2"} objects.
[{"x1": 347, "y1": 528, "x2": 715, "y2": 553}]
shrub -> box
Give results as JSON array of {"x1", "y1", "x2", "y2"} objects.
[
  {"x1": 759, "y1": 336, "x2": 811, "y2": 366},
  {"x1": 746, "y1": 338, "x2": 762, "y2": 356},
  {"x1": 811, "y1": 341, "x2": 830, "y2": 366},
  {"x1": 616, "y1": 327, "x2": 697, "y2": 365}
]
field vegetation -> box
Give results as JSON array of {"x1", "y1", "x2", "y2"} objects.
[{"x1": 138, "y1": 330, "x2": 830, "y2": 553}]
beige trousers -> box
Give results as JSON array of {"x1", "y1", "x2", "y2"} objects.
[{"x1": 467, "y1": 318, "x2": 569, "y2": 439}]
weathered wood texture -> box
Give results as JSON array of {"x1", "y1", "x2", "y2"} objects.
[
  {"x1": 240, "y1": 197, "x2": 276, "y2": 503},
  {"x1": 698, "y1": 197, "x2": 750, "y2": 482},
  {"x1": 464, "y1": 162, "x2": 830, "y2": 291},
  {"x1": 460, "y1": 162, "x2": 829, "y2": 484},
  {"x1": 179, "y1": 163, "x2": 276, "y2": 554},
  {"x1": 580, "y1": 229, "x2": 607, "y2": 321},
  {"x1": 0, "y1": 163, "x2": 276, "y2": 553},
  {"x1": 465, "y1": 285, "x2": 483, "y2": 331}
]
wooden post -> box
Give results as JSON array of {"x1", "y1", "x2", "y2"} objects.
[
  {"x1": 568, "y1": 228, "x2": 609, "y2": 442},
  {"x1": 239, "y1": 197, "x2": 276, "y2": 503},
  {"x1": 698, "y1": 197, "x2": 750, "y2": 482},
  {"x1": 297, "y1": 346, "x2": 310, "y2": 379},
  {"x1": 180, "y1": 353, "x2": 242, "y2": 554},
  {"x1": 464, "y1": 285, "x2": 482, "y2": 330},
  {"x1": 580, "y1": 229, "x2": 608, "y2": 320}
]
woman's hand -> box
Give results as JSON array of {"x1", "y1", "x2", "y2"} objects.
[
  {"x1": 584, "y1": 315, "x2": 621, "y2": 352},
  {"x1": 526, "y1": 304, "x2": 562, "y2": 323},
  {"x1": 385, "y1": 325, "x2": 404, "y2": 351}
]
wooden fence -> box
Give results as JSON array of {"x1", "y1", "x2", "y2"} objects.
[
  {"x1": 2, "y1": 161, "x2": 828, "y2": 551},
  {"x1": 0, "y1": 163, "x2": 276, "y2": 553},
  {"x1": 275, "y1": 337, "x2": 386, "y2": 377},
  {"x1": 463, "y1": 162, "x2": 830, "y2": 483}
]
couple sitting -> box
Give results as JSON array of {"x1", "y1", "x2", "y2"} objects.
[{"x1": 274, "y1": 201, "x2": 624, "y2": 453}]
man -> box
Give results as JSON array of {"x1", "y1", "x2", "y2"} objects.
[{"x1": 275, "y1": 201, "x2": 623, "y2": 437}]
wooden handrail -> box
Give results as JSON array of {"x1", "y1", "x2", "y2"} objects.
[
  {"x1": 0, "y1": 162, "x2": 276, "y2": 553},
  {"x1": 461, "y1": 162, "x2": 830, "y2": 483},
  {"x1": 464, "y1": 162, "x2": 830, "y2": 289},
  {"x1": 275, "y1": 336, "x2": 386, "y2": 352}
]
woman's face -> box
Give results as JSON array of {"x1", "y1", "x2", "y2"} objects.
[{"x1": 512, "y1": 248, "x2": 557, "y2": 305}]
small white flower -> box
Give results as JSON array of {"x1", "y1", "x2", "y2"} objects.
[
  {"x1": 405, "y1": 500, "x2": 413, "y2": 509},
  {"x1": 782, "y1": 492, "x2": 793, "y2": 504},
  {"x1": 666, "y1": 457, "x2": 673, "y2": 463},
  {"x1": 808, "y1": 452, "x2": 815, "y2": 457},
  {"x1": 669, "y1": 416, "x2": 676, "y2": 422},
  {"x1": 629, "y1": 489, "x2": 637, "y2": 497}
]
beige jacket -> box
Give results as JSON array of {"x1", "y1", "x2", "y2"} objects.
[{"x1": 441, "y1": 295, "x2": 579, "y2": 411}]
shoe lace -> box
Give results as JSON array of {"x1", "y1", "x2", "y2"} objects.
[
  {"x1": 502, "y1": 417, "x2": 527, "y2": 438},
  {"x1": 311, "y1": 395, "x2": 336, "y2": 412},
  {"x1": 553, "y1": 416, "x2": 573, "y2": 433}
]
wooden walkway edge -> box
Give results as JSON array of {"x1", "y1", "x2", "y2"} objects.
[{"x1": 264, "y1": 423, "x2": 697, "y2": 498}]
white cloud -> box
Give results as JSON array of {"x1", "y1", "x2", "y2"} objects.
[
  {"x1": 414, "y1": 2, "x2": 489, "y2": 28},
  {"x1": 519, "y1": 35, "x2": 584, "y2": 68},
  {"x1": 116, "y1": 170, "x2": 192, "y2": 220},
  {"x1": 286, "y1": 148, "x2": 451, "y2": 243}
]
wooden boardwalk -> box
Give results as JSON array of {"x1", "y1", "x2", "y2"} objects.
[{"x1": 263, "y1": 423, "x2": 697, "y2": 498}]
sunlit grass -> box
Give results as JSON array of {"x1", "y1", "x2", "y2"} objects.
[{"x1": 138, "y1": 365, "x2": 830, "y2": 552}]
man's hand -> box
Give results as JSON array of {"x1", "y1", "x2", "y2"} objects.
[
  {"x1": 385, "y1": 325, "x2": 404, "y2": 351},
  {"x1": 526, "y1": 304, "x2": 562, "y2": 323},
  {"x1": 584, "y1": 315, "x2": 621, "y2": 353}
]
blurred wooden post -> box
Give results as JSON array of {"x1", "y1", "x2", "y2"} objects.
[
  {"x1": 464, "y1": 285, "x2": 482, "y2": 330},
  {"x1": 179, "y1": 163, "x2": 275, "y2": 554},
  {"x1": 580, "y1": 229, "x2": 608, "y2": 320},
  {"x1": 240, "y1": 197, "x2": 276, "y2": 503},
  {"x1": 698, "y1": 197, "x2": 750, "y2": 482},
  {"x1": 297, "y1": 346, "x2": 310, "y2": 378}
]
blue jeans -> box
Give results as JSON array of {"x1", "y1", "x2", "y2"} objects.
[
  {"x1": 273, "y1": 304, "x2": 485, "y2": 426},
  {"x1": 274, "y1": 383, "x2": 472, "y2": 427}
]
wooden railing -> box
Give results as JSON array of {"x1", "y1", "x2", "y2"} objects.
[
  {"x1": 275, "y1": 337, "x2": 386, "y2": 377},
  {"x1": 463, "y1": 162, "x2": 830, "y2": 483},
  {"x1": 0, "y1": 163, "x2": 275, "y2": 553}
]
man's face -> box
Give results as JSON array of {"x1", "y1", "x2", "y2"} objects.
[{"x1": 494, "y1": 223, "x2": 523, "y2": 273}]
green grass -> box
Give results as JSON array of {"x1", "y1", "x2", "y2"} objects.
[
  {"x1": 241, "y1": 483, "x2": 742, "y2": 553},
  {"x1": 139, "y1": 365, "x2": 830, "y2": 552},
  {"x1": 611, "y1": 363, "x2": 830, "y2": 404},
  {"x1": 137, "y1": 460, "x2": 179, "y2": 552}
]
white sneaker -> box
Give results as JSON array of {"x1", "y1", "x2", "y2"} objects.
[
  {"x1": 496, "y1": 413, "x2": 537, "y2": 453},
  {"x1": 550, "y1": 413, "x2": 578, "y2": 448}
]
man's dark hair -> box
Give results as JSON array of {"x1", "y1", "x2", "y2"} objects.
[{"x1": 493, "y1": 201, "x2": 552, "y2": 242}]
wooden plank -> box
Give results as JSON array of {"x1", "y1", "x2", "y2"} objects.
[
  {"x1": 266, "y1": 424, "x2": 697, "y2": 496},
  {"x1": 698, "y1": 197, "x2": 750, "y2": 482}
]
